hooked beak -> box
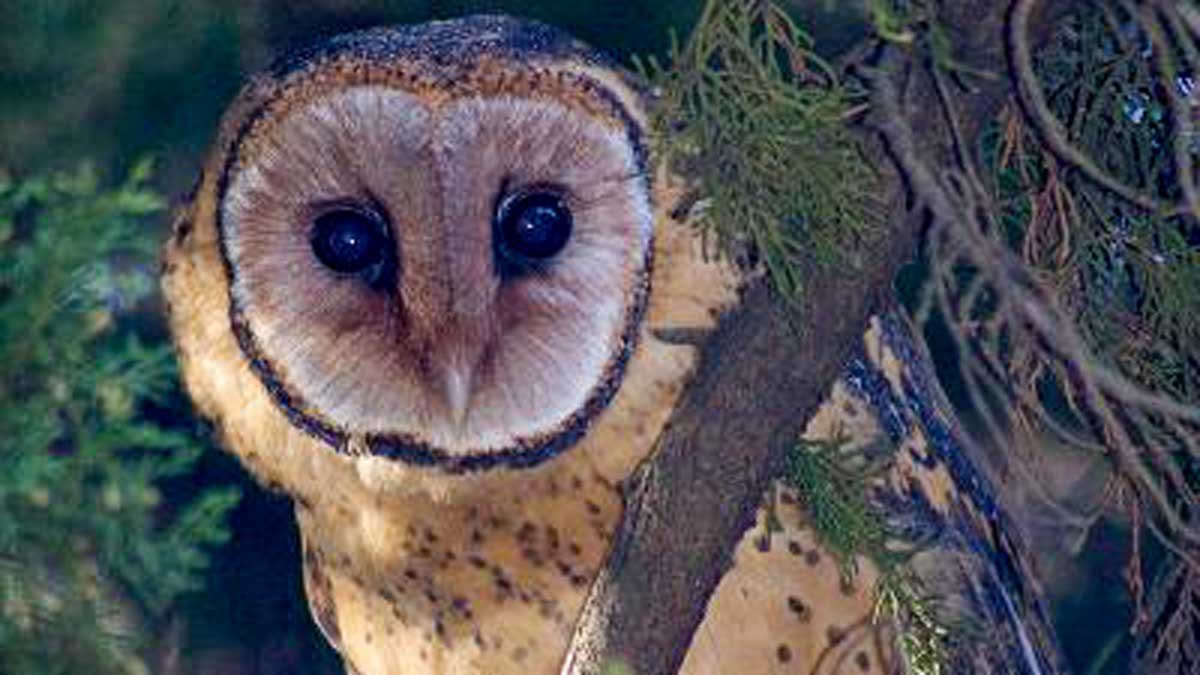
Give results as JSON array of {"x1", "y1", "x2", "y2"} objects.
[{"x1": 440, "y1": 359, "x2": 474, "y2": 431}]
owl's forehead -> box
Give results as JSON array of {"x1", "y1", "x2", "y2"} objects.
[{"x1": 227, "y1": 17, "x2": 645, "y2": 165}]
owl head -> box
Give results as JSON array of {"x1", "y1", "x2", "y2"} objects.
[{"x1": 168, "y1": 16, "x2": 661, "y2": 481}]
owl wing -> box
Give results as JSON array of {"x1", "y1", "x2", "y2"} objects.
[{"x1": 681, "y1": 309, "x2": 1066, "y2": 675}]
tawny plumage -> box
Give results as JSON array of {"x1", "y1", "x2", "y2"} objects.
[{"x1": 164, "y1": 15, "x2": 1060, "y2": 675}]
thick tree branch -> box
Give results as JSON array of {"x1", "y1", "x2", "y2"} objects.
[{"x1": 560, "y1": 3, "x2": 1072, "y2": 674}]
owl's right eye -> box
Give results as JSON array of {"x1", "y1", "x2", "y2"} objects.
[{"x1": 310, "y1": 208, "x2": 390, "y2": 281}]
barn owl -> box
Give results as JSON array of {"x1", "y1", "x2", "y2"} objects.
[{"x1": 163, "y1": 15, "x2": 1063, "y2": 674}]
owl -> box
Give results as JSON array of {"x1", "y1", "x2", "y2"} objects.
[{"x1": 163, "y1": 15, "x2": 1063, "y2": 675}]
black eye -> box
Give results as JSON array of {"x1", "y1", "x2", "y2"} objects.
[
  {"x1": 311, "y1": 208, "x2": 388, "y2": 276},
  {"x1": 494, "y1": 188, "x2": 573, "y2": 270}
]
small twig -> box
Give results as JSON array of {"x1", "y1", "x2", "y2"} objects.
[
  {"x1": 1142, "y1": 4, "x2": 1200, "y2": 222},
  {"x1": 1008, "y1": 0, "x2": 1167, "y2": 213}
]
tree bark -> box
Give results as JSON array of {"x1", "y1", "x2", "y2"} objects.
[{"x1": 560, "y1": 2, "x2": 1073, "y2": 674}]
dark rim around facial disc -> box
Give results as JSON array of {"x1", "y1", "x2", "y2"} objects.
[{"x1": 214, "y1": 16, "x2": 653, "y2": 473}]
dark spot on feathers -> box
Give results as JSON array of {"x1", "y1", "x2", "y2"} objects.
[
  {"x1": 777, "y1": 644, "x2": 792, "y2": 663},
  {"x1": 787, "y1": 595, "x2": 810, "y2": 622},
  {"x1": 840, "y1": 576, "x2": 857, "y2": 595},
  {"x1": 451, "y1": 596, "x2": 471, "y2": 616},
  {"x1": 522, "y1": 547, "x2": 545, "y2": 566},
  {"x1": 492, "y1": 567, "x2": 514, "y2": 595},
  {"x1": 173, "y1": 216, "x2": 194, "y2": 244},
  {"x1": 755, "y1": 533, "x2": 770, "y2": 553}
]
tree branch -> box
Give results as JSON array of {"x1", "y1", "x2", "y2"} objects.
[{"x1": 560, "y1": 3, "x2": 1073, "y2": 674}]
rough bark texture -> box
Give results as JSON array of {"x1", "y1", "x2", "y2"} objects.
[{"x1": 560, "y1": 2, "x2": 1073, "y2": 674}]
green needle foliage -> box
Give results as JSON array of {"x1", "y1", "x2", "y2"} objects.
[
  {"x1": 637, "y1": 0, "x2": 874, "y2": 304},
  {"x1": 994, "y1": 8, "x2": 1200, "y2": 403},
  {"x1": 786, "y1": 438, "x2": 892, "y2": 575},
  {"x1": 787, "y1": 438, "x2": 951, "y2": 675},
  {"x1": 0, "y1": 162, "x2": 238, "y2": 675},
  {"x1": 984, "y1": 8, "x2": 1200, "y2": 671}
]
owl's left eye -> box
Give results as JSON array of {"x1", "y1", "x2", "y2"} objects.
[
  {"x1": 494, "y1": 186, "x2": 573, "y2": 275},
  {"x1": 310, "y1": 207, "x2": 392, "y2": 285}
]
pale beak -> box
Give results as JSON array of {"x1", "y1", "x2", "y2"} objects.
[{"x1": 441, "y1": 361, "x2": 474, "y2": 430}]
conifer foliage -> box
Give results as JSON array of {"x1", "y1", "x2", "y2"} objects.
[{"x1": 0, "y1": 162, "x2": 237, "y2": 675}]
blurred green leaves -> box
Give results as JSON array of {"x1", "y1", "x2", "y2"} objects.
[
  {"x1": 0, "y1": 162, "x2": 237, "y2": 675},
  {"x1": 0, "y1": 1, "x2": 246, "y2": 182}
]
